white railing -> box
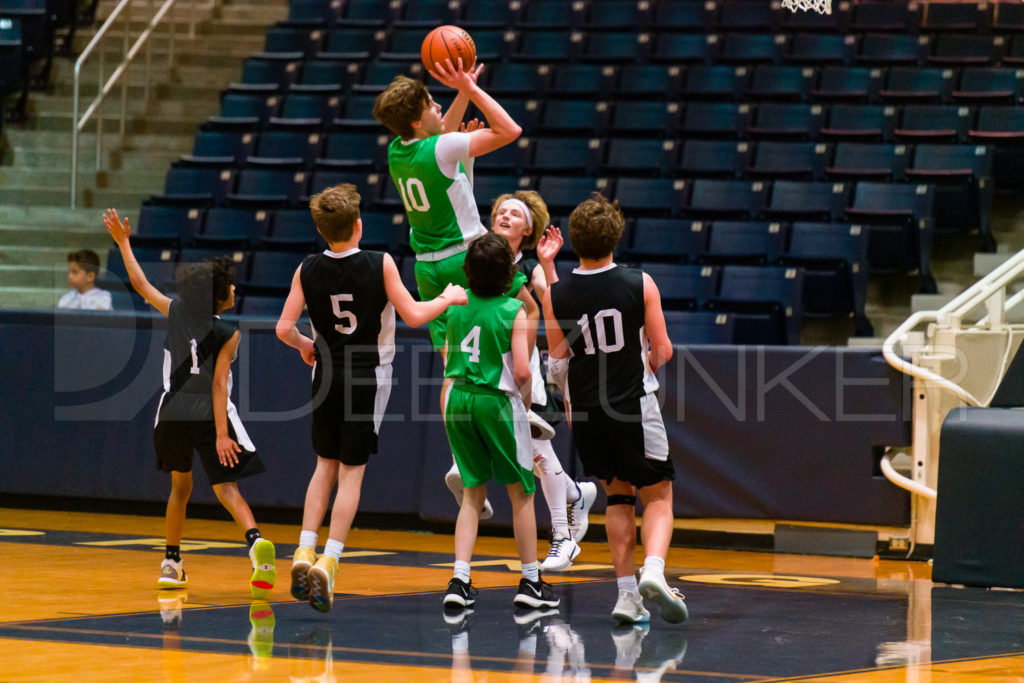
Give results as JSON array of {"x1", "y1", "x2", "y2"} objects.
[
  {"x1": 70, "y1": 0, "x2": 198, "y2": 208},
  {"x1": 882, "y1": 248, "x2": 1024, "y2": 529}
]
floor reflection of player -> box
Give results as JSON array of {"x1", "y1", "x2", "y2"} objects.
[
  {"x1": 447, "y1": 610, "x2": 473, "y2": 683},
  {"x1": 610, "y1": 626, "x2": 689, "y2": 683},
  {"x1": 158, "y1": 589, "x2": 187, "y2": 679},
  {"x1": 287, "y1": 625, "x2": 334, "y2": 682},
  {"x1": 247, "y1": 600, "x2": 275, "y2": 668},
  {"x1": 542, "y1": 618, "x2": 590, "y2": 682}
]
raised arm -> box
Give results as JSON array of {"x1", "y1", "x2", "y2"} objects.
[
  {"x1": 213, "y1": 330, "x2": 242, "y2": 467},
  {"x1": 512, "y1": 284, "x2": 539, "y2": 352},
  {"x1": 430, "y1": 58, "x2": 521, "y2": 157},
  {"x1": 275, "y1": 264, "x2": 316, "y2": 366},
  {"x1": 103, "y1": 208, "x2": 171, "y2": 316},
  {"x1": 541, "y1": 287, "x2": 572, "y2": 424},
  {"x1": 533, "y1": 226, "x2": 563, "y2": 299},
  {"x1": 440, "y1": 61, "x2": 483, "y2": 133},
  {"x1": 381, "y1": 253, "x2": 466, "y2": 326},
  {"x1": 643, "y1": 272, "x2": 673, "y2": 373}
]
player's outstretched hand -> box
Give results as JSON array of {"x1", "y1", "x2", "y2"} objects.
[
  {"x1": 429, "y1": 57, "x2": 483, "y2": 92},
  {"x1": 537, "y1": 226, "x2": 563, "y2": 264},
  {"x1": 216, "y1": 436, "x2": 241, "y2": 467},
  {"x1": 442, "y1": 283, "x2": 468, "y2": 306},
  {"x1": 459, "y1": 118, "x2": 487, "y2": 133},
  {"x1": 103, "y1": 208, "x2": 131, "y2": 245}
]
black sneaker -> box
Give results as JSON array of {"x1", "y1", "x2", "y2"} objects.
[
  {"x1": 443, "y1": 577, "x2": 478, "y2": 609},
  {"x1": 513, "y1": 577, "x2": 560, "y2": 609}
]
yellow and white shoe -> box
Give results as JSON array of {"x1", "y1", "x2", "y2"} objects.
[
  {"x1": 291, "y1": 546, "x2": 317, "y2": 601},
  {"x1": 308, "y1": 555, "x2": 338, "y2": 613},
  {"x1": 249, "y1": 538, "x2": 276, "y2": 599},
  {"x1": 157, "y1": 558, "x2": 187, "y2": 589}
]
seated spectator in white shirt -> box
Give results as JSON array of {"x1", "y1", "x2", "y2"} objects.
[{"x1": 58, "y1": 249, "x2": 113, "y2": 311}]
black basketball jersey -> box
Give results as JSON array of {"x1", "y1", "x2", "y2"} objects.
[
  {"x1": 300, "y1": 248, "x2": 395, "y2": 375},
  {"x1": 159, "y1": 299, "x2": 238, "y2": 421},
  {"x1": 548, "y1": 264, "x2": 658, "y2": 406}
]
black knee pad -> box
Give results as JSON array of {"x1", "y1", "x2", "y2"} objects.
[{"x1": 606, "y1": 494, "x2": 637, "y2": 507}]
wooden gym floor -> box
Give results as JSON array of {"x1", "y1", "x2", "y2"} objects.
[{"x1": 1, "y1": 507, "x2": 1022, "y2": 681}]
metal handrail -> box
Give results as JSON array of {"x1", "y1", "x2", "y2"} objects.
[
  {"x1": 881, "y1": 247, "x2": 1024, "y2": 499},
  {"x1": 70, "y1": 0, "x2": 197, "y2": 208}
]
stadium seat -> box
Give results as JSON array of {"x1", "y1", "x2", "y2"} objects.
[
  {"x1": 614, "y1": 177, "x2": 684, "y2": 217},
  {"x1": 650, "y1": 32, "x2": 713, "y2": 65},
  {"x1": 992, "y1": 2, "x2": 1024, "y2": 34},
  {"x1": 720, "y1": 33, "x2": 785, "y2": 65},
  {"x1": 359, "y1": 211, "x2": 407, "y2": 253},
  {"x1": 243, "y1": 250, "x2": 307, "y2": 295},
  {"x1": 906, "y1": 144, "x2": 995, "y2": 250},
  {"x1": 781, "y1": 221, "x2": 872, "y2": 336},
  {"x1": 708, "y1": 265, "x2": 805, "y2": 345},
  {"x1": 219, "y1": 90, "x2": 280, "y2": 123},
  {"x1": 263, "y1": 23, "x2": 324, "y2": 57},
  {"x1": 856, "y1": 33, "x2": 928, "y2": 66},
  {"x1": 927, "y1": 35, "x2": 1003, "y2": 67},
  {"x1": 850, "y1": 2, "x2": 921, "y2": 33},
  {"x1": 714, "y1": 0, "x2": 779, "y2": 33},
  {"x1": 652, "y1": 1, "x2": 710, "y2": 33},
  {"x1": 191, "y1": 129, "x2": 256, "y2": 164},
  {"x1": 230, "y1": 159, "x2": 308, "y2": 207},
  {"x1": 700, "y1": 220, "x2": 787, "y2": 265},
  {"x1": 602, "y1": 138, "x2": 676, "y2": 177},
  {"x1": 585, "y1": 0, "x2": 652, "y2": 31},
  {"x1": 158, "y1": 163, "x2": 235, "y2": 206},
  {"x1": 745, "y1": 102, "x2": 824, "y2": 140},
  {"x1": 194, "y1": 207, "x2": 272, "y2": 249},
  {"x1": 681, "y1": 65, "x2": 747, "y2": 100},
  {"x1": 820, "y1": 103, "x2": 898, "y2": 142},
  {"x1": 460, "y1": 1, "x2": 520, "y2": 29},
  {"x1": 680, "y1": 102, "x2": 751, "y2": 139},
  {"x1": 485, "y1": 63, "x2": 551, "y2": 97},
  {"x1": 663, "y1": 310, "x2": 736, "y2": 345},
  {"x1": 239, "y1": 295, "x2": 288, "y2": 317},
  {"x1": 919, "y1": 1, "x2": 986, "y2": 33},
  {"x1": 262, "y1": 208, "x2": 321, "y2": 251},
  {"x1": 609, "y1": 101, "x2": 681, "y2": 137},
  {"x1": 528, "y1": 137, "x2": 604, "y2": 176},
  {"x1": 625, "y1": 218, "x2": 708, "y2": 263},
  {"x1": 511, "y1": 30, "x2": 582, "y2": 62},
  {"x1": 103, "y1": 246, "x2": 179, "y2": 294},
  {"x1": 286, "y1": 0, "x2": 342, "y2": 26},
  {"x1": 353, "y1": 60, "x2": 424, "y2": 95},
  {"x1": 581, "y1": 31, "x2": 649, "y2": 64},
  {"x1": 240, "y1": 52, "x2": 302, "y2": 89},
  {"x1": 613, "y1": 65, "x2": 684, "y2": 101},
  {"x1": 825, "y1": 142, "x2": 910, "y2": 182},
  {"x1": 517, "y1": 2, "x2": 584, "y2": 30},
  {"x1": 639, "y1": 263, "x2": 720, "y2": 310},
  {"x1": 894, "y1": 104, "x2": 973, "y2": 143},
  {"x1": 135, "y1": 203, "x2": 203, "y2": 248},
  {"x1": 683, "y1": 179, "x2": 766, "y2": 220},
  {"x1": 786, "y1": 33, "x2": 854, "y2": 66},
  {"x1": 811, "y1": 66, "x2": 883, "y2": 103},
  {"x1": 307, "y1": 169, "x2": 381, "y2": 203},
  {"x1": 763, "y1": 180, "x2": 850, "y2": 222},
  {"x1": 473, "y1": 137, "x2": 532, "y2": 176},
  {"x1": 321, "y1": 26, "x2": 380, "y2": 59},
  {"x1": 539, "y1": 100, "x2": 610, "y2": 137},
  {"x1": 879, "y1": 67, "x2": 954, "y2": 104},
  {"x1": 844, "y1": 181, "x2": 937, "y2": 291},
  {"x1": 746, "y1": 141, "x2": 829, "y2": 180},
  {"x1": 396, "y1": 0, "x2": 460, "y2": 27},
  {"x1": 550, "y1": 63, "x2": 615, "y2": 100},
  {"x1": 254, "y1": 128, "x2": 323, "y2": 167},
  {"x1": 338, "y1": 1, "x2": 396, "y2": 27},
  {"x1": 319, "y1": 129, "x2": 387, "y2": 171},
  {"x1": 678, "y1": 139, "x2": 752, "y2": 179},
  {"x1": 744, "y1": 65, "x2": 814, "y2": 102},
  {"x1": 968, "y1": 106, "x2": 1024, "y2": 188},
  {"x1": 180, "y1": 248, "x2": 251, "y2": 283},
  {"x1": 953, "y1": 68, "x2": 1024, "y2": 106},
  {"x1": 332, "y1": 93, "x2": 383, "y2": 129}
]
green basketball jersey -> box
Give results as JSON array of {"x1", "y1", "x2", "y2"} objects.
[
  {"x1": 445, "y1": 291, "x2": 524, "y2": 393},
  {"x1": 386, "y1": 134, "x2": 485, "y2": 254}
]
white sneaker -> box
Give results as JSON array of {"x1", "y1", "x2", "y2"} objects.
[
  {"x1": 540, "y1": 534, "x2": 581, "y2": 572},
  {"x1": 157, "y1": 558, "x2": 187, "y2": 588},
  {"x1": 445, "y1": 463, "x2": 493, "y2": 520},
  {"x1": 567, "y1": 481, "x2": 597, "y2": 542},
  {"x1": 527, "y1": 409, "x2": 556, "y2": 439},
  {"x1": 638, "y1": 567, "x2": 689, "y2": 624},
  {"x1": 611, "y1": 590, "x2": 651, "y2": 624}
]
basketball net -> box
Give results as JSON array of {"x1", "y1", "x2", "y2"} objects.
[{"x1": 781, "y1": 0, "x2": 831, "y2": 14}]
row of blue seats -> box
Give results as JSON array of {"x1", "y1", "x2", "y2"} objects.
[
  {"x1": 183, "y1": 133, "x2": 993, "y2": 184},
  {"x1": 232, "y1": 58, "x2": 1024, "y2": 106},
  {"x1": 278, "y1": 0, "x2": 1024, "y2": 37},
  {"x1": 263, "y1": 23, "x2": 1024, "y2": 68},
  {"x1": 102, "y1": 243, "x2": 815, "y2": 345}
]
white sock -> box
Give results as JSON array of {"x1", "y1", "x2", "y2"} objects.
[
  {"x1": 643, "y1": 555, "x2": 666, "y2": 576},
  {"x1": 617, "y1": 574, "x2": 639, "y2": 597},
  {"x1": 324, "y1": 539, "x2": 344, "y2": 560},
  {"x1": 522, "y1": 561, "x2": 540, "y2": 583},
  {"x1": 533, "y1": 441, "x2": 569, "y2": 536},
  {"x1": 454, "y1": 560, "x2": 471, "y2": 584},
  {"x1": 298, "y1": 530, "x2": 318, "y2": 549}
]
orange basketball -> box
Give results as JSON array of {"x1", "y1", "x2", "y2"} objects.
[{"x1": 421, "y1": 25, "x2": 476, "y2": 73}]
